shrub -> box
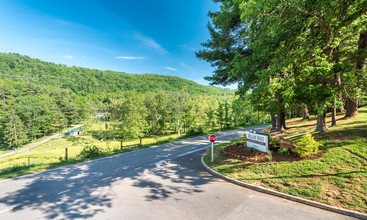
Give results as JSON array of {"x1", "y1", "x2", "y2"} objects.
[
  {"x1": 293, "y1": 133, "x2": 322, "y2": 158},
  {"x1": 278, "y1": 148, "x2": 289, "y2": 155},
  {"x1": 67, "y1": 136, "x2": 81, "y2": 142},
  {"x1": 235, "y1": 142, "x2": 242, "y2": 148},
  {"x1": 79, "y1": 145, "x2": 102, "y2": 159},
  {"x1": 269, "y1": 136, "x2": 279, "y2": 149},
  {"x1": 248, "y1": 147, "x2": 256, "y2": 152},
  {"x1": 185, "y1": 126, "x2": 206, "y2": 137}
]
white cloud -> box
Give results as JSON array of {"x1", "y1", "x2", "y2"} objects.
[
  {"x1": 64, "y1": 55, "x2": 72, "y2": 59},
  {"x1": 180, "y1": 62, "x2": 193, "y2": 70},
  {"x1": 115, "y1": 56, "x2": 144, "y2": 60},
  {"x1": 135, "y1": 33, "x2": 168, "y2": 54},
  {"x1": 181, "y1": 44, "x2": 196, "y2": 51},
  {"x1": 165, "y1": 67, "x2": 177, "y2": 71}
]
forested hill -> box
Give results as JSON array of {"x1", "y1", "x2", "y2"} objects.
[{"x1": 0, "y1": 53, "x2": 233, "y2": 96}]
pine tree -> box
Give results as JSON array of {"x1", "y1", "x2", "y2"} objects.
[{"x1": 3, "y1": 112, "x2": 28, "y2": 148}]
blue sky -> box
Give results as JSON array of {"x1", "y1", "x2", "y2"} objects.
[{"x1": 0, "y1": 0, "x2": 236, "y2": 89}]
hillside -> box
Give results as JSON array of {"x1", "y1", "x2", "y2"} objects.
[{"x1": 0, "y1": 53, "x2": 233, "y2": 96}]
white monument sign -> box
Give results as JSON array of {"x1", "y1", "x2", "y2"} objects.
[{"x1": 246, "y1": 131, "x2": 269, "y2": 152}]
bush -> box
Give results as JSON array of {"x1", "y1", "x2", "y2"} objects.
[
  {"x1": 67, "y1": 136, "x2": 81, "y2": 142},
  {"x1": 293, "y1": 133, "x2": 322, "y2": 158},
  {"x1": 278, "y1": 148, "x2": 289, "y2": 155},
  {"x1": 249, "y1": 147, "x2": 256, "y2": 152},
  {"x1": 269, "y1": 136, "x2": 279, "y2": 149},
  {"x1": 185, "y1": 126, "x2": 206, "y2": 137},
  {"x1": 79, "y1": 145, "x2": 102, "y2": 159}
]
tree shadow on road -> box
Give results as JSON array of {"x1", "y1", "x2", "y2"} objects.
[
  {"x1": 132, "y1": 154, "x2": 213, "y2": 201},
  {"x1": 0, "y1": 149, "x2": 215, "y2": 218}
]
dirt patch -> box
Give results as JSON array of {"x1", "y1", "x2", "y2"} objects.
[{"x1": 220, "y1": 143, "x2": 324, "y2": 163}]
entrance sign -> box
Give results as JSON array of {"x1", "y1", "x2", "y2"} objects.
[
  {"x1": 209, "y1": 134, "x2": 216, "y2": 163},
  {"x1": 246, "y1": 131, "x2": 269, "y2": 152},
  {"x1": 209, "y1": 134, "x2": 216, "y2": 142}
]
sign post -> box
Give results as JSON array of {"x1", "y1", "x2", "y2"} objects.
[{"x1": 209, "y1": 134, "x2": 216, "y2": 163}]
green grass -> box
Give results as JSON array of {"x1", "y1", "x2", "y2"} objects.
[
  {"x1": 204, "y1": 107, "x2": 367, "y2": 213},
  {"x1": 0, "y1": 121, "x2": 268, "y2": 180},
  {"x1": 0, "y1": 125, "x2": 78, "y2": 156}
]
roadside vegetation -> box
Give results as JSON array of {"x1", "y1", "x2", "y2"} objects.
[
  {"x1": 204, "y1": 107, "x2": 367, "y2": 213},
  {"x1": 0, "y1": 119, "x2": 267, "y2": 180}
]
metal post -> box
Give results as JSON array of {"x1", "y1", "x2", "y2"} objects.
[
  {"x1": 211, "y1": 142, "x2": 214, "y2": 163},
  {"x1": 65, "y1": 148, "x2": 68, "y2": 160}
]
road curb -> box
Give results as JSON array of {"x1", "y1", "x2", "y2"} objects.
[{"x1": 201, "y1": 154, "x2": 367, "y2": 220}]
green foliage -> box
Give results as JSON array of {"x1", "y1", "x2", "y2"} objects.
[
  {"x1": 0, "y1": 53, "x2": 232, "y2": 96},
  {"x1": 0, "y1": 52, "x2": 273, "y2": 150},
  {"x1": 269, "y1": 136, "x2": 279, "y2": 148},
  {"x1": 79, "y1": 145, "x2": 102, "y2": 159},
  {"x1": 198, "y1": 0, "x2": 367, "y2": 133},
  {"x1": 185, "y1": 126, "x2": 206, "y2": 137},
  {"x1": 67, "y1": 136, "x2": 82, "y2": 142},
  {"x1": 248, "y1": 147, "x2": 255, "y2": 152},
  {"x1": 2, "y1": 111, "x2": 28, "y2": 148},
  {"x1": 293, "y1": 133, "x2": 322, "y2": 158},
  {"x1": 278, "y1": 148, "x2": 289, "y2": 155}
]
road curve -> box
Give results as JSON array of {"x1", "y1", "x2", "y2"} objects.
[{"x1": 0, "y1": 126, "x2": 354, "y2": 219}]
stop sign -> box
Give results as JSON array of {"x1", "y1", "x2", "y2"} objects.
[{"x1": 209, "y1": 134, "x2": 216, "y2": 142}]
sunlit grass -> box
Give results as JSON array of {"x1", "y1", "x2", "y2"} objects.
[{"x1": 204, "y1": 107, "x2": 367, "y2": 213}]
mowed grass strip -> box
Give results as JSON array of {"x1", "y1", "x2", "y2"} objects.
[{"x1": 204, "y1": 107, "x2": 367, "y2": 213}]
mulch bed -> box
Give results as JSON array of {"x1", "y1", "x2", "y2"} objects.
[{"x1": 220, "y1": 143, "x2": 324, "y2": 163}]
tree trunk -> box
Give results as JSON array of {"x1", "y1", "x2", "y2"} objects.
[
  {"x1": 139, "y1": 136, "x2": 143, "y2": 146},
  {"x1": 302, "y1": 104, "x2": 310, "y2": 120},
  {"x1": 316, "y1": 112, "x2": 328, "y2": 134},
  {"x1": 295, "y1": 105, "x2": 301, "y2": 117},
  {"x1": 336, "y1": 94, "x2": 345, "y2": 113},
  {"x1": 331, "y1": 96, "x2": 337, "y2": 126},
  {"x1": 271, "y1": 114, "x2": 278, "y2": 131},
  {"x1": 113, "y1": 123, "x2": 116, "y2": 140},
  {"x1": 177, "y1": 119, "x2": 180, "y2": 135},
  {"x1": 276, "y1": 91, "x2": 287, "y2": 132},
  {"x1": 277, "y1": 112, "x2": 285, "y2": 133},
  {"x1": 345, "y1": 32, "x2": 367, "y2": 118},
  {"x1": 345, "y1": 97, "x2": 359, "y2": 118}
]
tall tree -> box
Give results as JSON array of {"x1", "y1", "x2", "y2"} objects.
[{"x1": 3, "y1": 111, "x2": 28, "y2": 148}]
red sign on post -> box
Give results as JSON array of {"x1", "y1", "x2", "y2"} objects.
[{"x1": 209, "y1": 134, "x2": 216, "y2": 142}]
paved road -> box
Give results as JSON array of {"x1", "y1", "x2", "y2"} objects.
[
  {"x1": 0, "y1": 126, "x2": 353, "y2": 219},
  {"x1": 0, "y1": 124, "x2": 83, "y2": 159}
]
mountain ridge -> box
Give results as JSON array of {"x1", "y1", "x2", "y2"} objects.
[{"x1": 0, "y1": 53, "x2": 233, "y2": 96}]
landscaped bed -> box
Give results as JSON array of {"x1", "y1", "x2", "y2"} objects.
[
  {"x1": 221, "y1": 144, "x2": 324, "y2": 163},
  {"x1": 204, "y1": 107, "x2": 367, "y2": 213}
]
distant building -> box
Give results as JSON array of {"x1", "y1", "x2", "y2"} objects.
[{"x1": 68, "y1": 128, "x2": 83, "y2": 136}]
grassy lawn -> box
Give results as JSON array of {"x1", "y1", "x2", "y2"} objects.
[
  {"x1": 0, "y1": 121, "x2": 268, "y2": 180},
  {"x1": 204, "y1": 107, "x2": 367, "y2": 213},
  {"x1": 0, "y1": 125, "x2": 78, "y2": 156}
]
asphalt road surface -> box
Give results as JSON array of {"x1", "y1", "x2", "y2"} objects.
[{"x1": 0, "y1": 126, "x2": 354, "y2": 219}]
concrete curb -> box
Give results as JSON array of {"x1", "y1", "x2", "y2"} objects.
[{"x1": 201, "y1": 154, "x2": 367, "y2": 220}]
